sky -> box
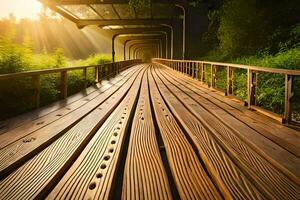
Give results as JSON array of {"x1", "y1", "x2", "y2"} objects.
[{"x1": 0, "y1": 0, "x2": 42, "y2": 20}]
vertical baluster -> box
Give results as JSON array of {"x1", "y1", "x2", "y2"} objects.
[
  {"x1": 192, "y1": 62, "x2": 195, "y2": 78},
  {"x1": 211, "y1": 64, "x2": 216, "y2": 88},
  {"x1": 247, "y1": 68, "x2": 257, "y2": 108},
  {"x1": 227, "y1": 66, "x2": 233, "y2": 96},
  {"x1": 201, "y1": 63, "x2": 205, "y2": 83},
  {"x1": 61, "y1": 71, "x2": 68, "y2": 99},
  {"x1": 83, "y1": 68, "x2": 87, "y2": 88},
  {"x1": 94, "y1": 66, "x2": 98, "y2": 83},
  {"x1": 284, "y1": 74, "x2": 293, "y2": 123},
  {"x1": 32, "y1": 75, "x2": 40, "y2": 108}
]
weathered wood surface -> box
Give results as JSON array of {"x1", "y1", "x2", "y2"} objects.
[
  {"x1": 153, "y1": 66, "x2": 300, "y2": 199},
  {"x1": 0, "y1": 63, "x2": 299, "y2": 200},
  {"x1": 122, "y1": 70, "x2": 173, "y2": 199}
]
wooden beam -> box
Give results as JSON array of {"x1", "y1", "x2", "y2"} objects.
[
  {"x1": 47, "y1": 0, "x2": 179, "y2": 5},
  {"x1": 77, "y1": 19, "x2": 175, "y2": 27}
]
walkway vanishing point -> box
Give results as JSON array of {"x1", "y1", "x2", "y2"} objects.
[{"x1": 0, "y1": 61, "x2": 300, "y2": 200}]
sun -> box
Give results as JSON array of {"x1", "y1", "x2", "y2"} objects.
[{"x1": 0, "y1": 0, "x2": 42, "y2": 20}]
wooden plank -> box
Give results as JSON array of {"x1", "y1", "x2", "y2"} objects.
[
  {"x1": 0, "y1": 66, "x2": 146, "y2": 200},
  {"x1": 0, "y1": 66, "x2": 143, "y2": 178},
  {"x1": 0, "y1": 66, "x2": 139, "y2": 149},
  {"x1": 155, "y1": 66, "x2": 300, "y2": 199},
  {"x1": 151, "y1": 66, "x2": 265, "y2": 199},
  {"x1": 148, "y1": 69, "x2": 222, "y2": 200},
  {"x1": 47, "y1": 66, "x2": 145, "y2": 200},
  {"x1": 122, "y1": 70, "x2": 172, "y2": 199},
  {"x1": 161, "y1": 66, "x2": 300, "y2": 164}
]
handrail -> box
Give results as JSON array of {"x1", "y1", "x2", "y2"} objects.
[
  {"x1": 0, "y1": 60, "x2": 140, "y2": 80},
  {"x1": 0, "y1": 59, "x2": 141, "y2": 108},
  {"x1": 154, "y1": 58, "x2": 300, "y2": 76},
  {"x1": 152, "y1": 58, "x2": 299, "y2": 125}
]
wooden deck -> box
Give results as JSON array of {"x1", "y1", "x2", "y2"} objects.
[{"x1": 0, "y1": 63, "x2": 300, "y2": 200}]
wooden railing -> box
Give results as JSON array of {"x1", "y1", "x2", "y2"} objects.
[
  {"x1": 0, "y1": 59, "x2": 141, "y2": 108},
  {"x1": 153, "y1": 58, "x2": 300, "y2": 125}
]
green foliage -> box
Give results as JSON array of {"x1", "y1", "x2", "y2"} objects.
[
  {"x1": 129, "y1": 0, "x2": 150, "y2": 12},
  {"x1": 0, "y1": 36, "x2": 32, "y2": 73},
  {"x1": 73, "y1": 54, "x2": 111, "y2": 66},
  {"x1": 218, "y1": 0, "x2": 268, "y2": 57}
]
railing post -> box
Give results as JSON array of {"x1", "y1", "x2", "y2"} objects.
[
  {"x1": 226, "y1": 66, "x2": 233, "y2": 96},
  {"x1": 192, "y1": 62, "x2": 195, "y2": 78},
  {"x1": 61, "y1": 71, "x2": 68, "y2": 99},
  {"x1": 95, "y1": 66, "x2": 99, "y2": 83},
  {"x1": 247, "y1": 69, "x2": 256, "y2": 108},
  {"x1": 201, "y1": 63, "x2": 205, "y2": 83},
  {"x1": 283, "y1": 74, "x2": 293, "y2": 123},
  {"x1": 186, "y1": 62, "x2": 188, "y2": 75},
  {"x1": 83, "y1": 68, "x2": 87, "y2": 88},
  {"x1": 32, "y1": 75, "x2": 40, "y2": 108},
  {"x1": 211, "y1": 64, "x2": 216, "y2": 88}
]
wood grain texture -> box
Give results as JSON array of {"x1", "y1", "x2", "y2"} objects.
[
  {"x1": 122, "y1": 70, "x2": 173, "y2": 200},
  {"x1": 154, "y1": 65, "x2": 300, "y2": 199},
  {"x1": 47, "y1": 66, "x2": 146, "y2": 200},
  {"x1": 0, "y1": 66, "x2": 145, "y2": 200},
  {"x1": 163, "y1": 64, "x2": 300, "y2": 156},
  {"x1": 148, "y1": 67, "x2": 222, "y2": 200},
  {"x1": 151, "y1": 66, "x2": 265, "y2": 200},
  {"x1": 0, "y1": 66, "x2": 141, "y2": 178},
  {"x1": 160, "y1": 65, "x2": 300, "y2": 179}
]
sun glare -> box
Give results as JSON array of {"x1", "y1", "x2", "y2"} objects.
[{"x1": 0, "y1": 0, "x2": 42, "y2": 20}]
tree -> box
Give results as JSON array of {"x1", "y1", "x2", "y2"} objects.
[{"x1": 52, "y1": 48, "x2": 67, "y2": 67}]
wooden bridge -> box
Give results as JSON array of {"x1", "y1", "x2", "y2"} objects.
[
  {"x1": 0, "y1": 0, "x2": 300, "y2": 199},
  {"x1": 0, "y1": 60, "x2": 300, "y2": 199}
]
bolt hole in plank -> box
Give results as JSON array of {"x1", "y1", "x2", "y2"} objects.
[
  {"x1": 36, "y1": 121, "x2": 44, "y2": 125},
  {"x1": 111, "y1": 140, "x2": 116, "y2": 144},
  {"x1": 96, "y1": 173, "x2": 103, "y2": 179},
  {"x1": 104, "y1": 156, "x2": 110, "y2": 161},
  {"x1": 56, "y1": 114, "x2": 62, "y2": 117},
  {"x1": 109, "y1": 148, "x2": 114, "y2": 153},
  {"x1": 100, "y1": 164, "x2": 107, "y2": 169},
  {"x1": 22, "y1": 137, "x2": 36, "y2": 143},
  {"x1": 89, "y1": 182, "x2": 96, "y2": 190}
]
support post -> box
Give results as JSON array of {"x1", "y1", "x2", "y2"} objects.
[
  {"x1": 95, "y1": 66, "x2": 99, "y2": 82},
  {"x1": 284, "y1": 74, "x2": 293, "y2": 123},
  {"x1": 61, "y1": 71, "x2": 68, "y2": 99},
  {"x1": 201, "y1": 63, "x2": 205, "y2": 83},
  {"x1": 32, "y1": 75, "x2": 40, "y2": 108},
  {"x1": 247, "y1": 69, "x2": 257, "y2": 108},
  {"x1": 226, "y1": 66, "x2": 233, "y2": 96},
  {"x1": 83, "y1": 68, "x2": 87, "y2": 88},
  {"x1": 211, "y1": 64, "x2": 216, "y2": 88}
]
